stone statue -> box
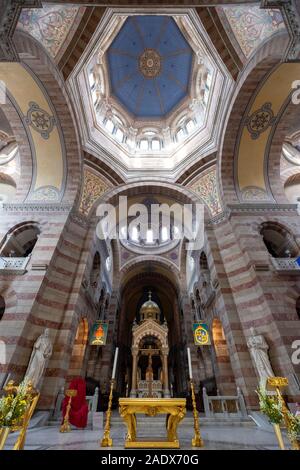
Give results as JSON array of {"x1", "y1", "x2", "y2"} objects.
[
  {"x1": 247, "y1": 327, "x2": 275, "y2": 388},
  {"x1": 24, "y1": 329, "x2": 53, "y2": 389}
]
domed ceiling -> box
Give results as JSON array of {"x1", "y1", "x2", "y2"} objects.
[
  {"x1": 106, "y1": 16, "x2": 193, "y2": 118},
  {"x1": 69, "y1": 9, "x2": 234, "y2": 178}
]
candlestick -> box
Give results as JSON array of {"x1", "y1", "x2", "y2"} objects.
[
  {"x1": 187, "y1": 347, "x2": 193, "y2": 379},
  {"x1": 100, "y1": 379, "x2": 114, "y2": 447},
  {"x1": 112, "y1": 347, "x2": 119, "y2": 380},
  {"x1": 190, "y1": 379, "x2": 204, "y2": 447}
]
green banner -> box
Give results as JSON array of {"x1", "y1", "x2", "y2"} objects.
[
  {"x1": 89, "y1": 321, "x2": 108, "y2": 346},
  {"x1": 193, "y1": 322, "x2": 211, "y2": 346}
]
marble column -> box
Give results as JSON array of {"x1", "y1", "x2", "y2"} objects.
[
  {"x1": 162, "y1": 349, "x2": 170, "y2": 398},
  {"x1": 130, "y1": 348, "x2": 138, "y2": 397}
]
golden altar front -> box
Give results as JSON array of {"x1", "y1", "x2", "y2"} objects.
[{"x1": 119, "y1": 397, "x2": 186, "y2": 448}]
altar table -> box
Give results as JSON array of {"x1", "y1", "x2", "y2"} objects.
[{"x1": 119, "y1": 397, "x2": 186, "y2": 448}]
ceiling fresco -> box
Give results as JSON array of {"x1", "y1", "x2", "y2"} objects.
[
  {"x1": 17, "y1": 4, "x2": 83, "y2": 59},
  {"x1": 0, "y1": 63, "x2": 65, "y2": 201},
  {"x1": 236, "y1": 63, "x2": 300, "y2": 202},
  {"x1": 106, "y1": 16, "x2": 193, "y2": 119},
  {"x1": 217, "y1": 6, "x2": 285, "y2": 59}
]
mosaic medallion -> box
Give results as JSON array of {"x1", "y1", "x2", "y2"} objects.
[
  {"x1": 25, "y1": 102, "x2": 56, "y2": 140},
  {"x1": 245, "y1": 102, "x2": 276, "y2": 140},
  {"x1": 139, "y1": 49, "x2": 161, "y2": 79}
]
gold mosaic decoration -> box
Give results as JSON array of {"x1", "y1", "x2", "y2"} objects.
[
  {"x1": 79, "y1": 169, "x2": 110, "y2": 216},
  {"x1": 189, "y1": 168, "x2": 222, "y2": 217},
  {"x1": 139, "y1": 49, "x2": 161, "y2": 79}
]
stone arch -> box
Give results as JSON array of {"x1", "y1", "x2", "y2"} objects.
[
  {"x1": 220, "y1": 33, "x2": 290, "y2": 204},
  {"x1": 282, "y1": 173, "x2": 300, "y2": 204},
  {"x1": 0, "y1": 97, "x2": 31, "y2": 202},
  {"x1": 82, "y1": 179, "x2": 213, "y2": 222},
  {"x1": 268, "y1": 97, "x2": 300, "y2": 203},
  {"x1": 0, "y1": 221, "x2": 41, "y2": 257},
  {"x1": 259, "y1": 221, "x2": 299, "y2": 258},
  {"x1": 11, "y1": 30, "x2": 82, "y2": 204},
  {"x1": 119, "y1": 257, "x2": 181, "y2": 316},
  {"x1": 135, "y1": 328, "x2": 168, "y2": 350}
]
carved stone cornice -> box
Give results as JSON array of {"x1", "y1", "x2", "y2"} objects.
[
  {"x1": 228, "y1": 202, "x2": 299, "y2": 213},
  {"x1": 0, "y1": 0, "x2": 42, "y2": 61},
  {"x1": 0, "y1": 202, "x2": 72, "y2": 212},
  {"x1": 207, "y1": 202, "x2": 299, "y2": 227},
  {"x1": 261, "y1": 0, "x2": 300, "y2": 61}
]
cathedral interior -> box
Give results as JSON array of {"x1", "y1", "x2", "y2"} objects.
[{"x1": 0, "y1": 0, "x2": 300, "y2": 452}]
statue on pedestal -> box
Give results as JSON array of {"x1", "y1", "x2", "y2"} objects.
[
  {"x1": 247, "y1": 327, "x2": 275, "y2": 388},
  {"x1": 24, "y1": 328, "x2": 53, "y2": 389}
]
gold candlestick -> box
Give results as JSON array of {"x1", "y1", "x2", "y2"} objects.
[
  {"x1": 0, "y1": 427, "x2": 10, "y2": 451},
  {"x1": 273, "y1": 423, "x2": 285, "y2": 450},
  {"x1": 267, "y1": 377, "x2": 300, "y2": 451},
  {"x1": 60, "y1": 389, "x2": 77, "y2": 433},
  {"x1": 101, "y1": 379, "x2": 114, "y2": 447},
  {"x1": 190, "y1": 379, "x2": 204, "y2": 447}
]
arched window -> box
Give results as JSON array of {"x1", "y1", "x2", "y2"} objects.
[
  {"x1": 0, "y1": 223, "x2": 40, "y2": 257},
  {"x1": 296, "y1": 297, "x2": 300, "y2": 320},
  {"x1": 151, "y1": 139, "x2": 161, "y2": 151},
  {"x1": 284, "y1": 174, "x2": 300, "y2": 204},
  {"x1": 260, "y1": 222, "x2": 298, "y2": 258},
  {"x1": 115, "y1": 128, "x2": 124, "y2": 143},
  {"x1": 200, "y1": 252, "x2": 208, "y2": 271},
  {"x1": 186, "y1": 119, "x2": 195, "y2": 133},
  {"x1": 139, "y1": 139, "x2": 149, "y2": 151},
  {"x1": 104, "y1": 118, "x2": 114, "y2": 133},
  {"x1": 0, "y1": 296, "x2": 5, "y2": 320}
]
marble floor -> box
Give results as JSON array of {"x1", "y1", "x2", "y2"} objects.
[{"x1": 3, "y1": 419, "x2": 290, "y2": 450}]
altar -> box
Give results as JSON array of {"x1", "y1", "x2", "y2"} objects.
[
  {"x1": 130, "y1": 292, "x2": 170, "y2": 398},
  {"x1": 119, "y1": 397, "x2": 186, "y2": 448}
]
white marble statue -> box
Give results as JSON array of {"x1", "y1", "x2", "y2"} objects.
[
  {"x1": 24, "y1": 328, "x2": 53, "y2": 389},
  {"x1": 247, "y1": 327, "x2": 275, "y2": 388}
]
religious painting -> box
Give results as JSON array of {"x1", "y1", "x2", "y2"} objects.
[
  {"x1": 193, "y1": 322, "x2": 211, "y2": 346},
  {"x1": 89, "y1": 321, "x2": 108, "y2": 346}
]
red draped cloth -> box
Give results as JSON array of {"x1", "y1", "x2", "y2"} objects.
[{"x1": 62, "y1": 377, "x2": 89, "y2": 429}]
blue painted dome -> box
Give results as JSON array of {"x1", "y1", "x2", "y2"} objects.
[{"x1": 107, "y1": 16, "x2": 193, "y2": 119}]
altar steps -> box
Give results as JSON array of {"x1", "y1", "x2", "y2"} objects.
[{"x1": 110, "y1": 411, "x2": 255, "y2": 429}]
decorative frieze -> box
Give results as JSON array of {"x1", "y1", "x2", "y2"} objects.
[
  {"x1": 0, "y1": 202, "x2": 72, "y2": 212},
  {"x1": 228, "y1": 203, "x2": 298, "y2": 213}
]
